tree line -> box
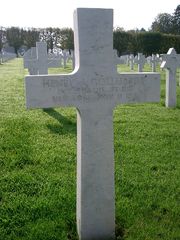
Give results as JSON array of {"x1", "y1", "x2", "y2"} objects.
[
  {"x1": 113, "y1": 30, "x2": 180, "y2": 56},
  {"x1": 151, "y1": 4, "x2": 180, "y2": 34},
  {"x1": 0, "y1": 27, "x2": 74, "y2": 55},
  {"x1": 114, "y1": 4, "x2": 180, "y2": 55},
  {"x1": 0, "y1": 5, "x2": 179, "y2": 56}
]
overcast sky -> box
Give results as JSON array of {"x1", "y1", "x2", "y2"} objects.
[{"x1": 0, "y1": 0, "x2": 179, "y2": 30}]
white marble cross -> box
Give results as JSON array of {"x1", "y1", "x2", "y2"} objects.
[
  {"x1": 24, "y1": 42, "x2": 61, "y2": 75},
  {"x1": 48, "y1": 53, "x2": 62, "y2": 68},
  {"x1": 126, "y1": 55, "x2": 130, "y2": 66},
  {"x1": 71, "y1": 50, "x2": 75, "y2": 70},
  {"x1": 24, "y1": 47, "x2": 38, "y2": 75},
  {"x1": 1, "y1": 51, "x2": 16, "y2": 63},
  {"x1": 62, "y1": 50, "x2": 68, "y2": 68},
  {"x1": 113, "y1": 49, "x2": 124, "y2": 66},
  {"x1": 135, "y1": 53, "x2": 146, "y2": 72},
  {"x1": 25, "y1": 8, "x2": 160, "y2": 240},
  {"x1": 150, "y1": 54, "x2": 158, "y2": 72},
  {"x1": 129, "y1": 54, "x2": 134, "y2": 71},
  {"x1": 161, "y1": 48, "x2": 180, "y2": 107},
  {"x1": 66, "y1": 50, "x2": 75, "y2": 69}
]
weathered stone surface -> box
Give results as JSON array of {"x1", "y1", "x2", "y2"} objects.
[
  {"x1": 25, "y1": 8, "x2": 160, "y2": 240},
  {"x1": 161, "y1": 48, "x2": 180, "y2": 107},
  {"x1": 134, "y1": 53, "x2": 146, "y2": 72}
]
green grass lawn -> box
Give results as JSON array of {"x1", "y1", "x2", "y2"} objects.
[{"x1": 0, "y1": 59, "x2": 180, "y2": 240}]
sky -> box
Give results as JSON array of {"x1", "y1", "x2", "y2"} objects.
[{"x1": 0, "y1": 0, "x2": 179, "y2": 31}]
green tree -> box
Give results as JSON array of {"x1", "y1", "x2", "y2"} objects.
[
  {"x1": 160, "y1": 34, "x2": 180, "y2": 53},
  {"x1": 59, "y1": 28, "x2": 74, "y2": 50},
  {"x1": 23, "y1": 28, "x2": 39, "y2": 49},
  {"x1": 6, "y1": 27, "x2": 24, "y2": 56},
  {"x1": 113, "y1": 28, "x2": 133, "y2": 55},
  {"x1": 151, "y1": 13, "x2": 173, "y2": 34},
  {"x1": 39, "y1": 27, "x2": 63, "y2": 52},
  {"x1": 172, "y1": 5, "x2": 180, "y2": 34},
  {"x1": 39, "y1": 28, "x2": 57, "y2": 52},
  {"x1": 136, "y1": 32, "x2": 162, "y2": 55},
  {"x1": 0, "y1": 27, "x2": 6, "y2": 54}
]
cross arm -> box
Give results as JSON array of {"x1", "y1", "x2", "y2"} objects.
[
  {"x1": 25, "y1": 73, "x2": 79, "y2": 109},
  {"x1": 24, "y1": 58, "x2": 38, "y2": 69},
  {"x1": 114, "y1": 72, "x2": 160, "y2": 105},
  {"x1": 25, "y1": 72, "x2": 160, "y2": 110}
]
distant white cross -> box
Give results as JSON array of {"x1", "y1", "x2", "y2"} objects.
[
  {"x1": 135, "y1": 53, "x2": 146, "y2": 72},
  {"x1": 24, "y1": 47, "x2": 38, "y2": 75},
  {"x1": 24, "y1": 42, "x2": 61, "y2": 75},
  {"x1": 129, "y1": 54, "x2": 134, "y2": 71},
  {"x1": 150, "y1": 54, "x2": 158, "y2": 72},
  {"x1": 113, "y1": 49, "x2": 124, "y2": 66},
  {"x1": 25, "y1": 8, "x2": 160, "y2": 240},
  {"x1": 62, "y1": 50, "x2": 68, "y2": 68},
  {"x1": 161, "y1": 48, "x2": 180, "y2": 107}
]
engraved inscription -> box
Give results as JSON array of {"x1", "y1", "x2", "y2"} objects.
[{"x1": 39, "y1": 74, "x2": 156, "y2": 105}]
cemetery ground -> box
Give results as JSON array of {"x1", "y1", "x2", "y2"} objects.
[{"x1": 0, "y1": 58, "x2": 180, "y2": 240}]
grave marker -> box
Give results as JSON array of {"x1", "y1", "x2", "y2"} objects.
[
  {"x1": 129, "y1": 54, "x2": 134, "y2": 71},
  {"x1": 135, "y1": 53, "x2": 146, "y2": 72},
  {"x1": 24, "y1": 42, "x2": 61, "y2": 75},
  {"x1": 62, "y1": 50, "x2": 68, "y2": 68},
  {"x1": 25, "y1": 8, "x2": 160, "y2": 240},
  {"x1": 71, "y1": 50, "x2": 75, "y2": 70},
  {"x1": 150, "y1": 54, "x2": 159, "y2": 72},
  {"x1": 1, "y1": 51, "x2": 16, "y2": 63},
  {"x1": 161, "y1": 48, "x2": 180, "y2": 107},
  {"x1": 24, "y1": 47, "x2": 38, "y2": 75},
  {"x1": 67, "y1": 50, "x2": 75, "y2": 70},
  {"x1": 113, "y1": 49, "x2": 125, "y2": 66},
  {"x1": 126, "y1": 55, "x2": 130, "y2": 66}
]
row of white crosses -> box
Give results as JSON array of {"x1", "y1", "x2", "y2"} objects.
[
  {"x1": 161, "y1": 48, "x2": 180, "y2": 107},
  {"x1": 24, "y1": 42, "x2": 75, "y2": 75},
  {"x1": 25, "y1": 8, "x2": 160, "y2": 240},
  {"x1": 117, "y1": 53, "x2": 161, "y2": 72},
  {"x1": 134, "y1": 53, "x2": 146, "y2": 72},
  {"x1": 150, "y1": 54, "x2": 160, "y2": 72},
  {"x1": 48, "y1": 49, "x2": 74, "y2": 69},
  {"x1": 115, "y1": 51, "x2": 172, "y2": 73},
  {"x1": 113, "y1": 49, "x2": 126, "y2": 65},
  {"x1": 68, "y1": 50, "x2": 75, "y2": 69},
  {"x1": 0, "y1": 51, "x2": 16, "y2": 64},
  {"x1": 24, "y1": 42, "x2": 62, "y2": 75},
  {"x1": 129, "y1": 54, "x2": 134, "y2": 70},
  {"x1": 134, "y1": 50, "x2": 180, "y2": 107}
]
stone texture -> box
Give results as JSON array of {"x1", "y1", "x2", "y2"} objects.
[
  {"x1": 161, "y1": 48, "x2": 180, "y2": 107},
  {"x1": 25, "y1": 8, "x2": 160, "y2": 240},
  {"x1": 129, "y1": 54, "x2": 134, "y2": 71},
  {"x1": 135, "y1": 53, "x2": 146, "y2": 72},
  {"x1": 24, "y1": 47, "x2": 38, "y2": 75},
  {"x1": 150, "y1": 54, "x2": 158, "y2": 72}
]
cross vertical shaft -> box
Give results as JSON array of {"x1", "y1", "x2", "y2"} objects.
[
  {"x1": 166, "y1": 69, "x2": 176, "y2": 107},
  {"x1": 74, "y1": 9, "x2": 115, "y2": 239},
  {"x1": 77, "y1": 106, "x2": 115, "y2": 239},
  {"x1": 161, "y1": 48, "x2": 180, "y2": 107},
  {"x1": 36, "y1": 42, "x2": 48, "y2": 74}
]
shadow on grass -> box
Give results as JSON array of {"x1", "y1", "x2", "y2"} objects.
[{"x1": 43, "y1": 108, "x2": 76, "y2": 135}]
